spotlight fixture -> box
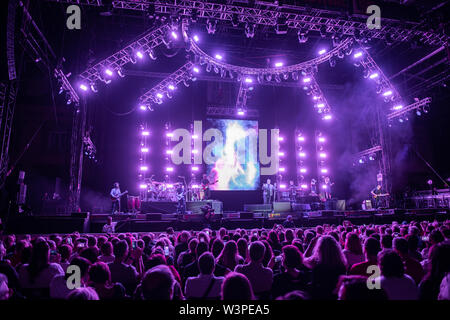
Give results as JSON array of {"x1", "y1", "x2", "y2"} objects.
[
  {"x1": 329, "y1": 56, "x2": 337, "y2": 68},
  {"x1": 275, "y1": 16, "x2": 288, "y2": 35},
  {"x1": 206, "y1": 19, "x2": 217, "y2": 34},
  {"x1": 231, "y1": 14, "x2": 239, "y2": 27},
  {"x1": 297, "y1": 28, "x2": 308, "y2": 43},
  {"x1": 245, "y1": 23, "x2": 255, "y2": 38}
]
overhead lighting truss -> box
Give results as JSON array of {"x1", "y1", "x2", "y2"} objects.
[{"x1": 387, "y1": 97, "x2": 432, "y2": 121}]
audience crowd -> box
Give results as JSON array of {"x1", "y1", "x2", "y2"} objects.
[{"x1": 0, "y1": 219, "x2": 449, "y2": 300}]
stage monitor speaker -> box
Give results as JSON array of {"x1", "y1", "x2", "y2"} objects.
[
  {"x1": 240, "y1": 212, "x2": 254, "y2": 219},
  {"x1": 336, "y1": 200, "x2": 346, "y2": 211},
  {"x1": 273, "y1": 201, "x2": 291, "y2": 212},
  {"x1": 146, "y1": 213, "x2": 162, "y2": 221},
  {"x1": 292, "y1": 203, "x2": 311, "y2": 211},
  {"x1": 71, "y1": 212, "x2": 89, "y2": 218}
]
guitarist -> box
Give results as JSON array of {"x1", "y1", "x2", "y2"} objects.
[
  {"x1": 176, "y1": 183, "x2": 186, "y2": 215},
  {"x1": 201, "y1": 174, "x2": 212, "y2": 200},
  {"x1": 110, "y1": 182, "x2": 126, "y2": 214},
  {"x1": 370, "y1": 184, "x2": 388, "y2": 209}
]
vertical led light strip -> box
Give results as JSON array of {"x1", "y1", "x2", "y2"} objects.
[
  {"x1": 315, "y1": 131, "x2": 329, "y2": 195},
  {"x1": 164, "y1": 122, "x2": 174, "y2": 185},
  {"x1": 295, "y1": 130, "x2": 308, "y2": 191},
  {"x1": 139, "y1": 124, "x2": 150, "y2": 200}
]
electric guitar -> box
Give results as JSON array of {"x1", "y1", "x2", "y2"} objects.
[
  {"x1": 111, "y1": 190, "x2": 128, "y2": 201},
  {"x1": 372, "y1": 193, "x2": 389, "y2": 199},
  {"x1": 201, "y1": 179, "x2": 219, "y2": 191}
]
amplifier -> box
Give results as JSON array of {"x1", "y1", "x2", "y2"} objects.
[
  {"x1": 273, "y1": 201, "x2": 291, "y2": 212},
  {"x1": 243, "y1": 204, "x2": 272, "y2": 212}
]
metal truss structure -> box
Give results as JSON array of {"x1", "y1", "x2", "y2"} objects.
[
  {"x1": 79, "y1": 24, "x2": 171, "y2": 84},
  {"x1": 356, "y1": 145, "x2": 382, "y2": 159},
  {"x1": 387, "y1": 97, "x2": 432, "y2": 121},
  {"x1": 45, "y1": 0, "x2": 103, "y2": 5},
  {"x1": 54, "y1": 68, "x2": 80, "y2": 106},
  {"x1": 206, "y1": 106, "x2": 259, "y2": 118},
  {"x1": 138, "y1": 61, "x2": 194, "y2": 106},
  {"x1": 0, "y1": 82, "x2": 18, "y2": 189},
  {"x1": 108, "y1": 0, "x2": 446, "y2": 46}
]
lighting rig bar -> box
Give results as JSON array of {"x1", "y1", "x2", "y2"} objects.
[
  {"x1": 359, "y1": 46, "x2": 402, "y2": 104},
  {"x1": 110, "y1": 0, "x2": 447, "y2": 46},
  {"x1": 387, "y1": 97, "x2": 432, "y2": 121},
  {"x1": 356, "y1": 145, "x2": 382, "y2": 158},
  {"x1": 45, "y1": 0, "x2": 103, "y2": 6},
  {"x1": 54, "y1": 68, "x2": 80, "y2": 106},
  {"x1": 138, "y1": 61, "x2": 194, "y2": 106},
  {"x1": 189, "y1": 37, "x2": 354, "y2": 75},
  {"x1": 207, "y1": 106, "x2": 259, "y2": 118},
  {"x1": 78, "y1": 24, "x2": 171, "y2": 84}
]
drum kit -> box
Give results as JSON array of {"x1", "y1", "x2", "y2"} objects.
[{"x1": 139, "y1": 178, "x2": 203, "y2": 202}]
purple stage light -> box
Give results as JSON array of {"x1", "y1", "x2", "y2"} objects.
[
  {"x1": 280, "y1": 184, "x2": 287, "y2": 189},
  {"x1": 166, "y1": 150, "x2": 173, "y2": 154},
  {"x1": 299, "y1": 152, "x2": 306, "y2": 157},
  {"x1": 244, "y1": 77, "x2": 253, "y2": 83},
  {"x1": 393, "y1": 105, "x2": 403, "y2": 110},
  {"x1": 278, "y1": 152, "x2": 285, "y2": 157},
  {"x1": 237, "y1": 109, "x2": 245, "y2": 116},
  {"x1": 301, "y1": 184, "x2": 308, "y2": 189},
  {"x1": 156, "y1": 93, "x2": 164, "y2": 99},
  {"x1": 318, "y1": 49, "x2": 327, "y2": 55},
  {"x1": 369, "y1": 72, "x2": 379, "y2": 79},
  {"x1": 313, "y1": 96, "x2": 319, "y2": 101},
  {"x1": 142, "y1": 131, "x2": 150, "y2": 136},
  {"x1": 193, "y1": 35, "x2": 200, "y2": 42},
  {"x1": 318, "y1": 137, "x2": 325, "y2": 142},
  {"x1": 139, "y1": 184, "x2": 148, "y2": 189},
  {"x1": 139, "y1": 105, "x2": 147, "y2": 111},
  {"x1": 167, "y1": 184, "x2": 174, "y2": 188},
  {"x1": 192, "y1": 134, "x2": 199, "y2": 139},
  {"x1": 382, "y1": 90, "x2": 393, "y2": 97},
  {"x1": 192, "y1": 149, "x2": 199, "y2": 154},
  {"x1": 321, "y1": 168, "x2": 328, "y2": 174},
  {"x1": 79, "y1": 84, "x2": 88, "y2": 91},
  {"x1": 279, "y1": 167, "x2": 286, "y2": 172},
  {"x1": 136, "y1": 51, "x2": 144, "y2": 59},
  {"x1": 168, "y1": 84, "x2": 176, "y2": 91},
  {"x1": 323, "y1": 114, "x2": 332, "y2": 120},
  {"x1": 105, "y1": 69, "x2": 113, "y2": 76},
  {"x1": 322, "y1": 184, "x2": 327, "y2": 189},
  {"x1": 166, "y1": 132, "x2": 174, "y2": 138},
  {"x1": 192, "y1": 184, "x2": 200, "y2": 189},
  {"x1": 353, "y1": 52, "x2": 363, "y2": 58},
  {"x1": 171, "y1": 31, "x2": 178, "y2": 39},
  {"x1": 298, "y1": 136, "x2": 305, "y2": 142},
  {"x1": 300, "y1": 168, "x2": 307, "y2": 173},
  {"x1": 141, "y1": 147, "x2": 149, "y2": 153},
  {"x1": 193, "y1": 66, "x2": 200, "y2": 73},
  {"x1": 215, "y1": 54, "x2": 223, "y2": 60},
  {"x1": 278, "y1": 137, "x2": 284, "y2": 141},
  {"x1": 140, "y1": 166, "x2": 148, "y2": 171},
  {"x1": 274, "y1": 62, "x2": 284, "y2": 67},
  {"x1": 317, "y1": 103, "x2": 325, "y2": 108},
  {"x1": 166, "y1": 167, "x2": 174, "y2": 172},
  {"x1": 319, "y1": 153, "x2": 327, "y2": 158},
  {"x1": 191, "y1": 166, "x2": 199, "y2": 171},
  {"x1": 303, "y1": 77, "x2": 311, "y2": 83}
]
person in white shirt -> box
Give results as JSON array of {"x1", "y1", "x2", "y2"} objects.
[
  {"x1": 102, "y1": 216, "x2": 117, "y2": 234},
  {"x1": 185, "y1": 252, "x2": 224, "y2": 299},
  {"x1": 375, "y1": 249, "x2": 418, "y2": 300}
]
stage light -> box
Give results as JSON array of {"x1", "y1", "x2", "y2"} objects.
[
  {"x1": 166, "y1": 167, "x2": 174, "y2": 172},
  {"x1": 300, "y1": 168, "x2": 307, "y2": 173},
  {"x1": 321, "y1": 168, "x2": 328, "y2": 174},
  {"x1": 297, "y1": 29, "x2": 308, "y2": 43},
  {"x1": 191, "y1": 166, "x2": 199, "y2": 172},
  {"x1": 275, "y1": 62, "x2": 284, "y2": 68},
  {"x1": 298, "y1": 136, "x2": 305, "y2": 142},
  {"x1": 278, "y1": 152, "x2": 285, "y2": 157},
  {"x1": 79, "y1": 84, "x2": 88, "y2": 91},
  {"x1": 393, "y1": 105, "x2": 403, "y2": 110},
  {"x1": 139, "y1": 105, "x2": 147, "y2": 111},
  {"x1": 193, "y1": 66, "x2": 200, "y2": 74},
  {"x1": 369, "y1": 155, "x2": 375, "y2": 161},
  {"x1": 215, "y1": 54, "x2": 223, "y2": 60},
  {"x1": 105, "y1": 69, "x2": 114, "y2": 77},
  {"x1": 354, "y1": 52, "x2": 363, "y2": 58},
  {"x1": 279, "y1": 167, "x2": 286, "y2": 172},
  {"x1": 245, "y1": 23, "x2": 255, "y2": 38},
  {"x1": 265, "y1": 74, "x2": 272, "y2": 81},
  {"x1": 141, "y1": 147, "x2": 149, "y2": 153},
  {"x1": 192, "y1": 149, "x2": 199, "y2": 154},
  {"x1": 244, "y1": 77, "x2": 253, "y2": 83},
  {"x1": 87, "y1": 83, "x2": 97, "y2": 93},
  {"x1": 329, "y1": 57, "x2": 336, "y2": 68},
  {"x1": 278, "y1": 137, "x2": 284, "y2": 141},
  {"x1": 318, "y1": 49, "x2": 327, "y2": 55},
  {"x1": 166, "y1": 184, "x2": 174, "y2": 188},
  {"x1": 142, "y1": 131, "x2": 150, "y2": 136},
  {"x1": 317, "y1": 103, "x2": 325, "y2": 108},
  {"x1": 291, "y1": 71, "x2": 299, "y2": 80},
  {"x1": 299, "y1": 152, "x2": 306, "y2": 157},
  {"x1": 139, "y1": 184, "x2": 148, "y2": 189},
  {"x1": 140, "y1": 166, "x2": 149, "y2": 171},
  {"x1": 193, "y1": 34, "x2": 200, "y2": 43},
  {"x1": 319, "y1": 153, "x2": 327, "y2": 158},
  {"x1": 192, "y1": 184, "x2": 200, "y2": 188},
  {"x1": 359, "y1": 158, "x2": 364, "y2": 164},
  {"x1": 171, "y1": 31, "x2": 178, "y2": 40},
  {"x1": 322, "y1": 114, "x2": 332, "y2": 120},
  {"x1": 322, "y1": 184, "x2": 327, "y2": 189},
  {"x1": 166, "y1": 132, "x2": 174, "y2": 138},
  {"x1": 136, "y1": 51, "x2": 144, "y2": 59},
  {"x1": 303, "y1": 77, "x2": 311, "y2": 83},
  {"x1": 318, "y1": 137, "x2": 325, "y2": 142},
  {"x1": 149, "y1": 49, "x2": 157, "y2": 60},
  {"x1": 156, "y1": 93, "x2": 164, "y2": 99},
  {"x1": 369, "y1": 72, "x2": 379, "y2": 79},
  {"x1": 301, "y1": 184, "x2": 308, "y2": 189},
  {"x1": 280, "y1": 184, "x2": 287, "y2": 189},
  {"x1": 237, "y1": 109, "x2": 245, "y2": 116},
  {"x1": 382, "y1": 90, "x2": 393, "y2": 97},
  {"x1": 206, "y1": 19, "x2": 217, "y2": 34},
  {"x1": 274, "y1": 74, "x2": 281, "y2": 83},
  {"x1": 166, "y1": 150, "x2": 173, "y2": 155},
  {"x1": 117, "y1": 68, "x2": 125, "y2": 78},
  {"x1": 423, "y1": 105, "x2": 430, "y2": 113},
  {"x1": 192, "y1": 134, "x2": 199, "y2": 139},
  {"x1": 168, "y1": 84, "x2": 176, "y2": 91}
]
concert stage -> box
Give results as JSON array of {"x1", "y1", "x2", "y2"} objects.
[{"x1": 4, "y1": 207, "x2": 449, "y2": 235}]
